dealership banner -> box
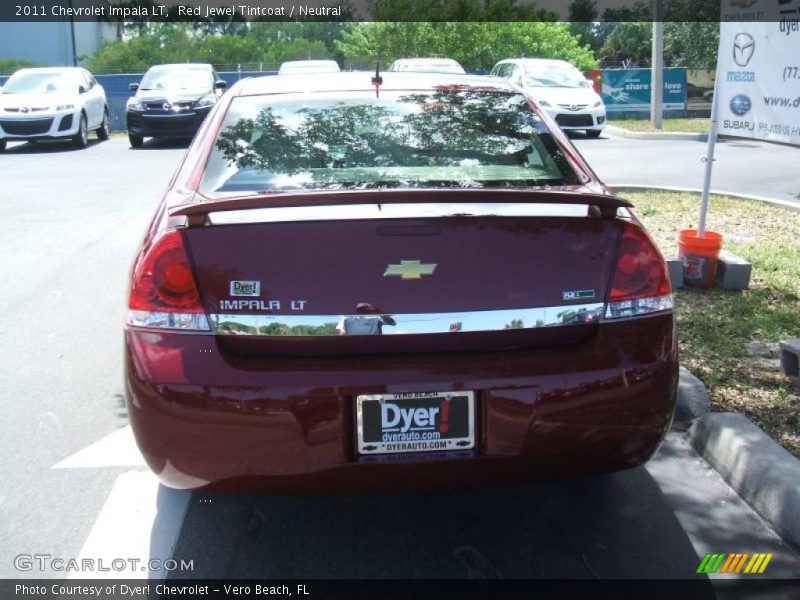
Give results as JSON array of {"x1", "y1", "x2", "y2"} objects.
[
  {"x1": 601, "y1": 68, "x2": 686, "y2": 113},
  {"x1": 716, "y1": 16, "x2": 800, "y2": 146}
]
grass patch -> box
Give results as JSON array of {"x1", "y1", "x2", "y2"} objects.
[
  {"x1": 609, "y1": 117, "x2": 710, "y2": 133},
  {"x1": 622, "y1": 189, "x2": 800, "y2": 457}
]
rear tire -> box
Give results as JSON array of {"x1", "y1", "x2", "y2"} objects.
[
  {"x1": 97, "y1": 110, "x2": 110, "y2": 141},
  {"x1": 585, "y1": 129, "x2": 602, "y2": 138},
  {"x1": 128, "y1": 133, "x2": 144, "y2": 148},
  {"x1": 72, "y1": 114, "x2": 88, "y2": 148}
]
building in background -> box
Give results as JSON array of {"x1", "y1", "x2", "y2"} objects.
[{"x1": 0, "y1": 21, "x2": 115, "y2": 71}]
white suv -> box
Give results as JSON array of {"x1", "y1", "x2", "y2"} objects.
[
  {"x1": 0, "y1": 67, "x2": 109, "y2": 151},
  {"x1": 490, "y1": 58, "x2": 606, "y2": 137}
]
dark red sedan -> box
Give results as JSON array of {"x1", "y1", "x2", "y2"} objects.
[{"x1": 125, "y1": 72, "x2": 677, "y2": 491}]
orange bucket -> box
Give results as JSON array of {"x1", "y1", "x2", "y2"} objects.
[{"x1": 678, "y1": 229, "x2": 723, "y2": 288}]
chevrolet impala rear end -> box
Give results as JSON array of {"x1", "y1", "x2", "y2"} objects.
[{"x1": 124, "y1": 73, "x2": 677, "y2": 491}]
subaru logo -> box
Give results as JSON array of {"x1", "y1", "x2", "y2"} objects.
[
  {"x1": 162, "y1": 102, "x2": 171, "y2": 111},
  {"x1": 729, "y1": 94, "x2": 752, "y2": 116}
]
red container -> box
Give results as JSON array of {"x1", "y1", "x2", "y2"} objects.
[{"x1": 678, "y1": 229, "x2": 723, "y2": 288}]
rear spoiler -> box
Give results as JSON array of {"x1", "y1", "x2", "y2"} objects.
[{"x1": 170, "y1": 189, "x2": 632, "y2": 226}]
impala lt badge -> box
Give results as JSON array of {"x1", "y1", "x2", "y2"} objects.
[{"x1": 384, "y1": 260, "x2": 437, "y2": 280}]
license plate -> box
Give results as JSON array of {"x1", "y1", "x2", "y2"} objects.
[{"x1": 356, "y1": 391, "x2": 475, "y2": 455}]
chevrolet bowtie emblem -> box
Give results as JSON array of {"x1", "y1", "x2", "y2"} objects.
[{"x1": 384, "y1": 260, "x2": 437, "y2": 280}]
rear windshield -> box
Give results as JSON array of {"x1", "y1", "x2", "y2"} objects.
[{"x1": 200, "y1": 89, "x2": 581, "y2": 194}]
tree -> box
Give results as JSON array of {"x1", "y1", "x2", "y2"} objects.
[
  {"x1": 0, "y1": 58, "x2": 42, "y2": 75},
  {"x1": 594, "y1": 0, "x2": 719, "y2": 68},
  {"x1": 664, "y1": 22, "x2": 719, "y2": 70},
  {"x1": 568, "y1": 0, "x2": 600, "y2": 54},
  {"x1": 336, "y1": 22, "x2": 598, "y2": 72},
  {"x1": 368, "y1": 0, "x2": 556, "y2": 21},
  {"x1": 599, "y1": 22, "x2": 652, "y2": 66}
]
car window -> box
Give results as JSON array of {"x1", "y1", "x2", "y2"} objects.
[
  {"x1": 200, "y1": 89, "x2": 580, "y2": 194},
  {"x1": 1, "y1": 71, "x2": 79, "y2": 94},
  {"x1": 140, "y1": 67, "x2": 212, "y2": 91},
  {"x1": 500, "y1": 64, "x2": 517, "y2": 79},
  {"x1": 524, "y1": 63, "x2": 590, "y2": 89}
]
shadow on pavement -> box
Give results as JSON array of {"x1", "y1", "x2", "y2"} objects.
[
  {"x1": 160, "y1": 466, "x2": 712, "y2": 582},
  {"x1": 1, "y1": 139, "x2": 106, "y2": 153},
  {"x1": 129, "y1": 137, "x2": 192, "y2": 151}
]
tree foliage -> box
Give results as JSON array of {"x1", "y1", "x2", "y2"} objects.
[
  {"x1": 0, "y1": 58, "x2": 42, "y2": 75},
  {"x1": 336, "y1": 22, "x2": 598, "y2": 71},
  {"x1": 368, "y1": 0, "x2": 557, "y2": 21},
  {"x1": 568, "y1": 0, "x2": 720, "y2": 69},
  {"x1": 85, "y1": 23, "x2": 333, "y2": 72},
  {"x1": 596, "y1": 21, "x2": 719, "y2": 69}
]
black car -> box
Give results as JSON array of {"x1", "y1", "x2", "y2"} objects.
[{"x1": 126, "y1": 63, "x2": 226, "y2": 147}]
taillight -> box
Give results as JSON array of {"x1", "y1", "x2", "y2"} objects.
[
  {"x1": 604, "y1": 221, "x2": 673, "y2": 320},
  {"x1": 126, "y1": 229, "x2": 210, "y2": 331}
]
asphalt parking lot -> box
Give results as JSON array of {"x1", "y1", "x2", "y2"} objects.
[{"x1": 1, "y1": 135, "x2": 799, "y2": 587}]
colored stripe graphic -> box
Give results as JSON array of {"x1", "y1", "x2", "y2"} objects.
[
  {"x1": 697, "y1": 553, "x2": 726, "y2": 574},
  {"x1": 698, "y1": 552, "x2": 773, "y2": 574}
]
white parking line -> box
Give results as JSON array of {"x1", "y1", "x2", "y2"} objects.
[
  {"x1": 68, "y1": 470, "x2": 191, "y2": 579},
  {"x1": 53, "y1": 425, "x2": 146, "y2": 469}
]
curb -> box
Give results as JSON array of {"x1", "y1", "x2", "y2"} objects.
[
  {"x1": 605, "y1": 124, "x2": 707, "y2": 141},
  {"x1": 689, "y1": 412, "x2": 800, "y2": 550},
  {"x1": 610, "y1": 184, "x2": 800, "y2": 213},
  {"x1": 675, "y1": 366, "x2": 709, "y2": 423}
]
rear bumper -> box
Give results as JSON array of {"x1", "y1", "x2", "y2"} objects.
[
  {"x1": 125, "y1": 313, "x2": 678, "y2": 492},
  {"x1": 126, "y1": 107, "x2": 211, "y2": 138}
]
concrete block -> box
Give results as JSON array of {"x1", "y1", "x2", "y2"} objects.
[
  {"x1": 674, "y1": 366, "x2": 709, "y2": 423},
  {"x1": 690, "y1": 412, "x2": 800, "y2": 549},
  {"x1": 779, "y1": 338, "x2": 800, "y2": 378},
  {"x1": 715, "y1": 249, "x2": 752, "y2": 290},
  {"x1": 665, "y1": 257, "x2": 683, "y2": 289}
]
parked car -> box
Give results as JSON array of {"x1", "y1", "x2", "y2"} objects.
[
  {"x1": 0, "y1": 67, "x2": 108, "y2": 151},
  {"x1": 278, "y1": 60, "x2": 340, "y2": 75},
  {"x1": 125, "y1": 71, "x2": 677, "y2": 492},
  {"x1": 126, "y1": 63, "x2": 226, "y2": 148},
  {"x1": 389, "y1": 58, "x2": 466, "y2": 74},
  {"x1": 491, "y1": 58, "x2": 606, "y2": 137}
]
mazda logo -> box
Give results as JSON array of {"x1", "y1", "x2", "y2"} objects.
[
  {"x1": 729, "y1": 94, "x2": 752, "y2": 116},
  {"x1": 162, "y1": 102, "x2": 171, "y2": 110},
  {"x1": 733, "y1": 33, "x2": 755, "y2": 67},
  {"x1": 570, "y1": 104, "x2": 579, "y2": 111},
  {"x1": 20, "y1": 107, "x2": 30, "y2": 113}
]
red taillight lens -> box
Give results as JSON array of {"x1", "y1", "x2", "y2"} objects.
[
  {"x1": 605, "y1": 221, "x2": 673, "y2": 320},
  {"x1": 609, "y1": 222, "x2": 671, "y2": 302},
  {"x1": 129, "y1": 230, "x2": 203, "y2": 313}
]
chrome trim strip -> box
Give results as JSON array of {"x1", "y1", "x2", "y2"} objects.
[
  {"x1": 209, "y1": 302, "x2": 605, "y2": 336},
  {"x1": 208, "y1": 202, "x2": 592, "y2": 225}
]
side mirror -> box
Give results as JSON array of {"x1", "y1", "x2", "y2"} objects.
[
  {"x1": 129, "y1": 82, "x2": 139, "y2": 92},
  {"x1": 78, "y1": 85, "x2": 87, "y2": 94},
  {"x1": 214, "y1": 80, "x2": 227, "y2": 90}
]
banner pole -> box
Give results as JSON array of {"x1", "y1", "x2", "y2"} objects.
[{"x1": 698, "y1": 58, "x2": 722, "y2": 239}]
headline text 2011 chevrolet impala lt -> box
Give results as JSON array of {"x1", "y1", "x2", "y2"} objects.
[{"x1": 124, "y1": 72, "x2": 677, "y2": 491}]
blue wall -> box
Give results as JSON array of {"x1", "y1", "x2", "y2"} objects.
[{"x1": 0, "y1": 70, "x2": 275, "y2": 132}]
